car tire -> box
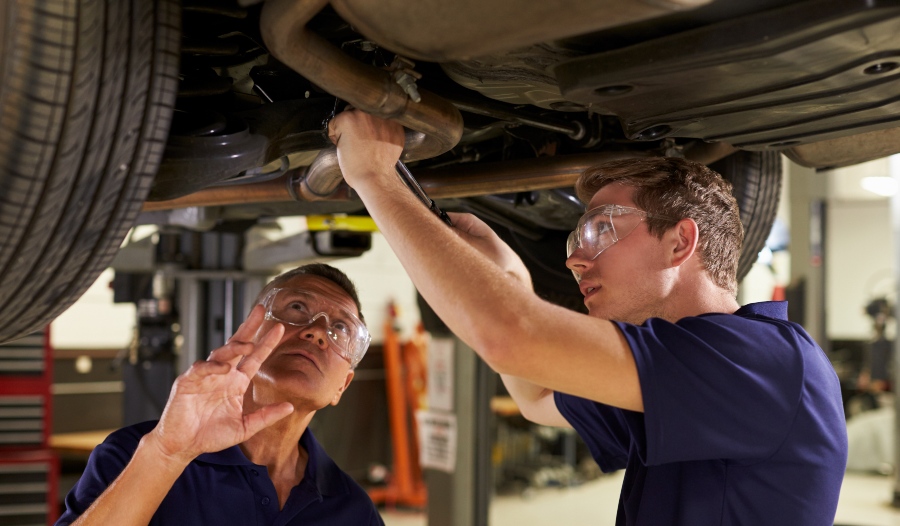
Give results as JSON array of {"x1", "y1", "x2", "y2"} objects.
[
  {"x1": 0, "y1": 0, "x2": 180, "y2": 342},
  {"x1": 498, "y1": 150, "x2": 782, "y2": 313},
  {"x1": 712, "y1": 150, "x2": 783, "y2": 284}
]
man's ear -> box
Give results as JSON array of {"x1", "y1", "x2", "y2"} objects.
[
  {"x1": 668, "y1": 218, "x2": 699, "y2": 268},
  {"x1": 330, "y1": 370, "x2": 355, "y2": 406}
]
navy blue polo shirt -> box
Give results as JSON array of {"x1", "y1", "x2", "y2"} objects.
[
  {"x1": 57, "y1": 421, "x2": 384, "y2": 525},
  {"x1": 555, "y1": 301, "x2": 847, "y2": 526}
]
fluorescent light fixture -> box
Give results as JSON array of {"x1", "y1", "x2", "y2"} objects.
[{"x1": 861, "y1": 176, "x2": 898, "y2": 197}]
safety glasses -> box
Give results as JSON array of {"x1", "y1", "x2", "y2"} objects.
[
  {"x1": 566, "y1": 204, "x2": 671, "y2": 261},
  {"x1": 259, "y1": 288, "x2": 371, "y2": 367}
]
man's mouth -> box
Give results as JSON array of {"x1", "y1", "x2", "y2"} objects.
[
  {"x1": 580, "y1": 284, "x2": 600, "y2": 298},
  {"x1": 283, "y1": 348, "x2": 321, "y2": 370}
]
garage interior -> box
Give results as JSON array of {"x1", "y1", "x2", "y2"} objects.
[
  {"x1": 5, "y1": 0, "x2": 900, "y2": 523},
  {"x1": 0, "y1": 155, "x2": 898, "y2": 526}
]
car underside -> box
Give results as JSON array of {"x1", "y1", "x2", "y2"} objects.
[{"x1": 1, "y1": 0, "x2": 899, "y2": 342}]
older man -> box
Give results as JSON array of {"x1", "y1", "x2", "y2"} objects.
[
  {"x1": 329, "y1": 110, "x2": 847, "y2": 526},
  {"x1": 57, "y1": 263, "x2": 384, "y2": 525}
]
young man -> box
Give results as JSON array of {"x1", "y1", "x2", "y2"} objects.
[
  {"x1": 57, "y1": 263, "x2": 384, "y2": 525},
  {"x1": 329, "y1": 110, "x2": 847, "y2": 525}
]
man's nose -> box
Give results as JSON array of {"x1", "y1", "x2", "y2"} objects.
[
  {"x1": 300, "y1": 315, "x2": 331, "y2": 348},
  {"x1": 565, "y1": 250, "x2": 591, "y2": 278}
]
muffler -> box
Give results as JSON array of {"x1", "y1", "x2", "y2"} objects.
[{"x1": 259, "y1": 0, "x2": 464, "y2": 200}]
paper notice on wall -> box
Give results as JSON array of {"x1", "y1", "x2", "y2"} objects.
[
  {"x1": 416, "y1": 410, "x2": 457, "y2": 473},
  {"x1": 427, "y1": 337, "x2": 454, "y2": 411}
]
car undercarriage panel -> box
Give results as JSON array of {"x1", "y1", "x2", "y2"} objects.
[{"x1": 555, "y1": 0, "x2": 900, "y2": 151}]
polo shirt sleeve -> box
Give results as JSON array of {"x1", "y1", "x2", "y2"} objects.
[
  {"x1": 367, "y1": 505, "x2": 387, "y2": 525},
  {"x1": 616, "y1": 315, "x2": 805, "y2": 466},
  {"x1": 55, "y1": 425, "x2": 146, "y2": 525},
  {"x1": 554, "y1": 391, "x2": 631, "y2": 472}
]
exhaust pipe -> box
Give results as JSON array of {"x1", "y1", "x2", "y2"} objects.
[
  {"x1": 259, "y1": 0, "x2": 464, "y2": 200},
  {"x1": 142, "y1": 151, "x2": 653, "y2": 212}
]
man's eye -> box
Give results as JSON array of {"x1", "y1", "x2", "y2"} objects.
[
  {"x1": 287, "y1": 301, "x2": 309, "y2": 312},
  {"x1": 588, "y1": 221, "x2": 613, "y2": 235},
  {"x1": 333, "y1": 322, "x2": 351, "y2": 335}
]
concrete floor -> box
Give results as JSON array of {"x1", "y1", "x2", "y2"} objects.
[{"x1": 381, "y1": 471, "x2": 900, "y2": 526}]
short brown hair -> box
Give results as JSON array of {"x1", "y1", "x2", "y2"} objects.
[
  {"x1": 256, "y1": 263, "x2": 365, "y2": 324},
  {"x1": 576, "y1": 157, "x2": 742, "y2": 294}
]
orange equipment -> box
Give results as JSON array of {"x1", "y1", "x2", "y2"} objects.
[{"x1": 368, "y1": 303, "x2": 428, "y2": 508}]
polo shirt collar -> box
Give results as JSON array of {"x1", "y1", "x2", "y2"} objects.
[
  {"x1": 301, "y1": 428, "x2": 348, "y2": 496},
  {"x1": 196, "y1": 443, "x2": 255, "y2": 466},
  {"x1": 734, "y1": 300, "x2": 788, "y2": 320},
  {"x1": 195, "y1": 428, "x2": 348, "y2": 497}
]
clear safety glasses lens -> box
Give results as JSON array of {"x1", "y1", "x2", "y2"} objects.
[
  {"x1": 262, "y1": 288, "x2": 371, "y2": 366},
  {"x1": 566, "y1": 205, "x2": 649, "y2": 260}
]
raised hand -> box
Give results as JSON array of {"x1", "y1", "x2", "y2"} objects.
[
  {"x1": 448, "y1": 212, "x2": 533, "y2": 289},
  {"x1": 328, "y1": 109, "x2": 405, "y2": 189},
  {"x1": 147, "y1": 305, "x2": 294, "y2": 464}
]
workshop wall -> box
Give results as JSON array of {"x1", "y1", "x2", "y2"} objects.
[
  {"x1": 826, "y1": 201, "x2": 894, "y2": 340},
  {"x1": 308, "y1": 233, "x2": 420, "y2": 344},
  {"x1": 51, "y1": 268, "x2": 134, "y2": 350},
  {"x1": 824, "y1": 158, "x2": 897, "y2": 340},
  {"x1": 740, "y1": 156, "x2": 898, "y2": 341}
]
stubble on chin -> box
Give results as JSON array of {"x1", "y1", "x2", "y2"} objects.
[
  {"x1": 595, "y1": 310, "x2": 646, "y2": 325},
  {"x1": 588, "y1": 298, "x2": 660, "y2": 326},
  {"x1": 587, "y1": 305, "x2": 633, "y2": 324}
]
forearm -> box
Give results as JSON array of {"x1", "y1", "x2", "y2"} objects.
[
  {"x1": 71, "y1": 434, "x2": 190, "y2": 526},
  {"x1": 353, "y1": 170, "x2": 533, "y2": 358},
  {"x1": 500, "y1": 374, "x2": 571, "y2": 427},
  {"x1": 501, "y1": 374, "x2": 549, "y2": 404}
]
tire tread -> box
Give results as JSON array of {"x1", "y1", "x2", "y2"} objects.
[{"x1": 0, "y1": 0, "x2": 180, "y2": 341}]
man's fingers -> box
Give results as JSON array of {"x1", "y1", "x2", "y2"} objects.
[
  {"x1": 186, "y1": 359, "x2": 231, "y2": 378},
  {"x1": 330, "y1": 109, "x2": 405, "y2": 146},
  {"x1": 328, "y1": 109, "x2": 361, "y2": 145},
  {"x1": 207, "y1": 305, "x2": 268, "y2": 363},
  {"x1": 448, "y1": 212, "x2": 491, "y2": 237},
  {"x1": 446, "y1": 211, "x2": 466, "y2": 224},
  {"x1": 203, "y1": 317, "x2": 282, "y2": 376},
  {"x1": 327, "y1": 117, "x2": 340, "y2": 146},
  {"x1": 447, "y1": 212, "x2": 474, "y2": 235},
  {"x1": 206, "y1": 341, "x2": 255, "y2": 365},
  {"x1": 236, "y1": 322, "x2": 285, "y2": 377},
  {"x1": 228, "y1": 305, "x2": 265, "y2": 343},
  {"x1": 242, "y1": 402, "x2": 295, "y2": 438},
  {"x1": 208, "y1": 324, "x2": 263, "y2": 363}
]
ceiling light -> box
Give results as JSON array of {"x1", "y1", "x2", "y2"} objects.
[{"x1": 861, "y1": 176, "x2": 898, "y2": 197}]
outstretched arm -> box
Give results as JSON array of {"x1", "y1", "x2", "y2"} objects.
[
  {"x1": 330, "y1": 110, "x2": 642, "y2": 413},
  {"x1": 68, "y1": 306, "x2": 293, "y2": 526},
  {"x1": 500, "y1": 374, "x2": 572, "y2": 427},
  {"x1": 448, "y1": 213, "x2": 570, "y2": 426}
]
